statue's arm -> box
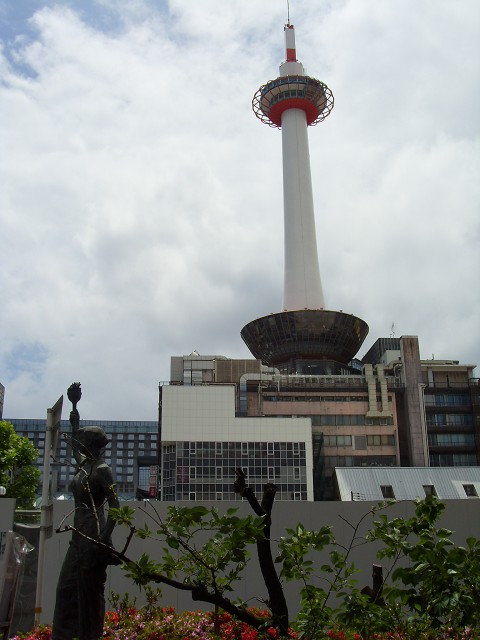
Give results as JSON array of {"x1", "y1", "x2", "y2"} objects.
[
  {"x1": 69, "y1": 408, "x2": 85, "y2": 465},
  {"x1": 66, "y1": 383, "x2": 84, "y2": 465},
  {"x1": 97, "y1": 464, "x2": 120, "y2": 542}
]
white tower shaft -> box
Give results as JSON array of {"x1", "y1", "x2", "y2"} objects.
[
  {"x1": 280, "y1": 29, "x2": 325, "y2": 311},
  {"x1": 281, "y1": 108, "x2": 324, "y2": 310}
]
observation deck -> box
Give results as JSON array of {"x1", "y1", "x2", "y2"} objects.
[
  {"x1": 241, "y1": 310, "x2": 369, "y2": 369},
  {"x1": 252, "y1": 75, "x2": 334, "y2": 128}
]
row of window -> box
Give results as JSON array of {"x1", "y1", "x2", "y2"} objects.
[
  {"x1": 425, "y1": 393, "x2": 471, "y2": 407},
  {"x1": 323, "y1": 435, "x2": 395, "y2": 447},
  {"x1": 177, "y1": 466, "x2": 303, "y2": 481},
  {"x1": 264, "y1": 395, "x2": 371, "y2": 402},
  {"x1": 379, "y1": 484, "x2": 478, "y2": 499},
  {"x1": 175, "y1": 490, "x2": 306, "y2": 502},
  {"x1": 430, "y1": 453, "x2": 477, "y2": 466},
  {"x1": 426, "y1": 414, "x2": 473, "y2": 427},
  {"x1": 324, "y1": 455, "x2": 397, "y2": 469},
  {"x1": 13, "y1": 419, "x2": 157, "y2": 432},
  {"x1": 311, "y1": 415, "x2": 394, "y2": 426},
  {"x1": 172, "y1": 482, "x2": 307, "y2": 496},
  {"x1": 180, "y1": 442, "x2": 305, "y2": 456},
  {"x1": 428, "y1": 433, "x2": 476, "y2": 446}
]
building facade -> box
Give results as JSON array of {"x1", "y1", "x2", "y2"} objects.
[
  {"x1": 363, "y1": 337, "x2": 480, "y2": 468},
  {"x1": 9, "y1": 419, "x2": 157, "y2": 499},
  {"x1": 157, "y1": 337, "x2": 478, "y2": 501},
  {"x1": 159, "y1": 384, "x2": 313, "y2": 501}
]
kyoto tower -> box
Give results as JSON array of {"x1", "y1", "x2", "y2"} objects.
[{"x1": 241, "y1": 23, "x2": 368, "y2": 375}]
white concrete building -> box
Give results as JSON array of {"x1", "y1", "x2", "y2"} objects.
[{"x1": 159, "y1": 384, "x2": 314, "y2": 501}]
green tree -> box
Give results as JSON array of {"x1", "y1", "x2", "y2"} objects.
[
  {"x1": 0, "y1": 420, "x2": 40, "y2": 508},
  {"x1": 277, "y1": 496, "x2": 480, "y2": 637},
  {"x1": 368, "y1": 495, "x2": 480, "y2": 630},
  {"x1": 62, "y1": 471, "x2": 480, "y2": 638}
]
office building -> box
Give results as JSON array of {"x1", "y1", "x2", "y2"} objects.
[
  {"x1": 9, "y1": 419, "x2": 157, "y2": 499},
  {"x1": 158, "y1": 335, "x2": 478, "y2": 501}
]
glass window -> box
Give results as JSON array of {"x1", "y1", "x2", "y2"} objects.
[
  {"x1": 430, "y1": 453, "x2": 477, "y2": 466},
  {"x1": 428, "y1": 433, "x2": 475, "y2": 446},
  {"x1": 267, "y1": 442, "x2": 274, "y2": 455},
  {"x1": 354, "y1": 435, "x2": 367, "y2": 450},
  {"x1": 268, "y1": 467, "x2": 275, "y2": 480},
  {"x1": 380, "y1": 485, "x2": 395, "y2": 499},
  {"x1": 423, "y1": 485, "x2": 436, "y2": 497},
  {"x1": 367, "y1": 435, "x2": 395, "y2": 446},
  {"x1": 463, "y1": 484, "x2": 478, "y2": 497}
]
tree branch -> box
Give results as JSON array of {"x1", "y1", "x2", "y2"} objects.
[{"x1": 233, "y1": 468, "x2": 289, "y2": 636}]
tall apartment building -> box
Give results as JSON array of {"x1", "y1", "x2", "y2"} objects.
[
  {"x1": 9, "y1": 419, "x2": 157, "y2": 499},
  {"x1": 363, "y1": 338, "x2": 480, "y2": 468}
]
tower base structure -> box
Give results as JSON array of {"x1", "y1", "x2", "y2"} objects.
[{"x1": 241, "y1": 310, "x2": 369, "y2": 375}]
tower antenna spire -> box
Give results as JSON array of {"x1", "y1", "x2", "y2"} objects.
[{"x1": 286, "y1": 0, "x2": 290, "y2": 26}]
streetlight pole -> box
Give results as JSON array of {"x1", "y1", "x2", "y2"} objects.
[{"x1": 34, "y1": 395, "x2": 63, "y2": 625}]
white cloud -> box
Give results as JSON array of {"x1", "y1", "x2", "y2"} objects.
[{"x1": 0, "y1": 0, "x2": 478, "y2": 419}]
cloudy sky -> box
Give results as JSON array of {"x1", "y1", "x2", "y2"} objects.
[{"x1": 1, "y1": 0, "x2": 479, "y2": 421}]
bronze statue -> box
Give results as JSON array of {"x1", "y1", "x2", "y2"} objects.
[{"x1": 52, "y1": 383, "x2": 119, "y2": 640}]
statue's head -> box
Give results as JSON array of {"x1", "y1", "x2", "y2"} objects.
[{"x1": 76, "y1": 426, "x2": 109, "y2": 457}]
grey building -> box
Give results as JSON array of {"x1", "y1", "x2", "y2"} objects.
[{"x1": 9, "y1": 419, "x2": 158, "y2": 499}]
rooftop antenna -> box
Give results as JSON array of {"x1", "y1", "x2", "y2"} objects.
[
  {"x1": 390, "y1": 322, "x2": 395, "y2": 338},
  {"x1": 286, "y1": 0, "x2": 290, "y2": 26}
]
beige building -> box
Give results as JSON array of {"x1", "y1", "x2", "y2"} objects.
[{"x1": 160, "y1": 336, "x2": 478, "y2": 501}]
